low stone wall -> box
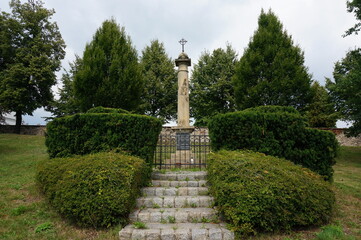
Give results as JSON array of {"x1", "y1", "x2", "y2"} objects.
[
  {"x1": 315, "y1": 128, "x2": 361, "y2": 147},
  {"x1": 161, "y1": 126, "x2": 208, "y2": 135},
  {"x1": 0, "y1": 125, "x2": 46, "y2": 136},
  {"x1": 336, "y1": 133, "x2": 361, "y2": 147}
]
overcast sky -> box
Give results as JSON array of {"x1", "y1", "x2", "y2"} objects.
[{"x1": 1, "y1": 0, "x2": 359, "y2": 126}]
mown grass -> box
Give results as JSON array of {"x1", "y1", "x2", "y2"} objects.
[
  {"x1": 0, "y1": 134, "x2": 119, "y2": 240},
  {"x1": 0, "y1": 134, "x2": 360, "y2": 240}
]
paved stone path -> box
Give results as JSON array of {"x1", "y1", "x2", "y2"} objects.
[{"x1": 119, "y1": 171, "x2": 234, "y2": 239}]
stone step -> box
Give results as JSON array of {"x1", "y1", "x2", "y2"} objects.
[
  {"x1": 119, "y1": 223, "x2": 234, "y2": 240},
  {"x1": 129, "y1": 208, "x2": 218, "y2": 223},
  {"x1": 152, "y1": 171, "x2": 207, "y2": 181},
  {"x1": 142, "y1": 187, "x2": 209, "y2": 197},
  {"x1": 136, "y1": 196, "x2": 214, "y2": 208},
  {"x1": 151, "y1": 180, "x2": 208, "y2": 188}
]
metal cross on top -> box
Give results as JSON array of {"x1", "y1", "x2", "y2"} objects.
[{"x1": 179, "y1": 38, "x2": 187, "y2": 52}]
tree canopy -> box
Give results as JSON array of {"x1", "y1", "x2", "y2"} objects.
[
  {"x1": 74, "y1": 19, "x2": 143, "y2": 112},
  {"x1": 306, "y1": 81, "x2": 338, "y2": 128},
  {"x1": 232, "y1": 9, "x2": 312, "y2": 112},
  {"x1": 0, "y1": 0, "x2": 65, "y2": 132},
  {"x1": 50, "y1": 56, "x2": 82, "y2": 117},
  {"x1": 140, "y1": 40, "x2": 177, "y2": 122},
  {"x1": 327, "y1": 48, "x2": 361, "y2": 136},
  {"x1": 190, "y1": 45, "x2": 237, "y2": 126},
  {"x1": 344, "y1": 0, "x2": 361, "y2": 36}
]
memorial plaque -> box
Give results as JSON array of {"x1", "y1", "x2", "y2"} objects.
[{"x1": 176, "y1": 132, "x2": 191, "y2": 150}]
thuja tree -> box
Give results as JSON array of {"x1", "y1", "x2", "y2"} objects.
[
  {"x1": 0, "y1": 0, "x2": 65, "y2": 133},
  {"x1": 233, "y1": 9, "x2": 312, "y2": 112},
  {"x1": 74, "y1": 19, "x2": 143, "y2": 112},
  {"x1": 306, "y1": 81, "x2": 338, "y2": 128},
  {"x1": 190, "y1": 45, "x2": 238, "y2": 126},
  {"x1": 140, "y1": 40, "x2": 177, "y2": 122}
]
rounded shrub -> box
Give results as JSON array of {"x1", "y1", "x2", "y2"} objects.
[
  {"x1": 36, "y1": 152, "x2": 146, "y2": 228},
  {"x1": 208, "y1": 105, "x2": 339, "y2": 180},
  {"x1": 207, "y1": 150, "x2": 335, "y2": 236}
]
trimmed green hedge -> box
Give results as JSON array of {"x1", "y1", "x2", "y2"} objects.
[
  {"x1": 36, "y1": 152, "x2": 146, "y2": 228},
  {"x1": 207, "y1": 150, "x2": 335, "y2": 236},
  {"x1": 86, "y1": 106, "x2": 130, "y2": 114},
  {"x1": 243, "y1": 105, "x2": 300, "y2": 114},
  {"x1": 45, "y1": 112, "x2": 162, "y2": 163},
  {"x1": 208, "y1": 106, "x2": 339, "y2": 180}
]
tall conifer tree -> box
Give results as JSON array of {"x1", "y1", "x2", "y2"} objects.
[
  {"x1": 140, "y1": 40, "x2": 177, "y2": 122},
  {"x1": 306, "y1": 81, "x2": 338, "y2": 128},
  {"x1": 190, "y1": 45, "x2": 237, "y2": 125},
  {"x1": 74, "y1": 19, "x2": 143, "y2": 112},
  {"x1": 233, "y1": 9, "x2": 312, "y2": 112}
]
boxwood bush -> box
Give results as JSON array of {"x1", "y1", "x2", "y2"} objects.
[
  {"x1": 45, "y1": 112, "x2": 162, "y2": 163},
  {"x1": 207, "y1": 150, "x2": 335, "y2": 236},
  {"x1": 36, "y1": 152, "x2": 146, "y2": 228},
  {"x1": 208, "y1": 106, "x2": 339, "y2": 180}
]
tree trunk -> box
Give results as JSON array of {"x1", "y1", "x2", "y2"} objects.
[{"x1": 14, "y1": 111, "x2": 22, "y2": 134}]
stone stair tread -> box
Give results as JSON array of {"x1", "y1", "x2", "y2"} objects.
[
  {"x1": 136, "y1": 196, "x2": 214, "y2": 208},
  {"x1": 142, "y1": 186, "x2": 209, "y2": 196},
  {"x1": 119, "y1": 223, "x2": 234, "y2": 240},
  {"x1": 151, "y1": 180, "x2": 208, "y2": 187},
  {"x1": 123, "y1": 223, "x2": 227, "y2": 230},
  {"x1": 132, "y1": 207, "x2": 216, "y2": 213},
  {"x1": 129, "y1": 208, "x2": 218, "y2": 223},
  {"x1": 152, "y1": 171, "x2": 207, "y2": 181}
]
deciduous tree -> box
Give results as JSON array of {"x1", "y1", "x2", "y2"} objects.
[
  {"x1": 74, "y1": 19, "x2": 143, "y2": 112},
  {"x1": 327, "y1": 48, "x2": 361, "y2": 136},
  {"x1": 0, "y1": 0, "x2": 65, "y2": 133},
  {"x1": 233, "y1": 9, "x2": 312, "y2": 112},
  {"x1": 344, "y1": 0, "x2": 361, "y2": 36}
]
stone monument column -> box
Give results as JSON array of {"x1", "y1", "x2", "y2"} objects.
[
  {"x1": 170, "y1": 39, "x2": 195, "y2": 168},
  {"x1": 175, "y1": 52, "x2": 191, "y2": 128}
]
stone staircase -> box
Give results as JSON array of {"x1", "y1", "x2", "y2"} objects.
[{"x1": 119, "y1": 171, "x2": 234, "y2": 239}]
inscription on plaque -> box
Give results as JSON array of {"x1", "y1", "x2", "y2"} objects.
[{"x1": 176, "y1": 132, "x2": 191, "y2": 150}]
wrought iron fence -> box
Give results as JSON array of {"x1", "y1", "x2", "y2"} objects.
[{"x1": 153, "y1": 134, "x2": 211, "y2": 169}]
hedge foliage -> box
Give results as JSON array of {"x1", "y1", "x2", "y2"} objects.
[
  {"x1": 86, "y1": 106, "x2": 130, "y2": 114},
  {"x1": 36, "y1": 152, "x2": 146, "y2": 228},
  {"x1": 207, "y1": 150, "x2": 335, "y2": 235},
  {"x1": 208, "y1": 106, "x2": 339, "y2": 180},
  {"x1": 45, "y1": 112, "x2": 162, "y2": 163}
]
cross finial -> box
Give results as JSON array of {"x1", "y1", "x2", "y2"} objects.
[{"x1": 179, "y1": 38, "x2": 187, "y2": 52}]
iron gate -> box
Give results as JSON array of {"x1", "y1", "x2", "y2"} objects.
[{"x1": 153, "y1": 133, "x2": 211, "y2": 169}]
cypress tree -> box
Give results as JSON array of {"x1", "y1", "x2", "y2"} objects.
[
  {"x1": 74, "y1": 19, "x2": 143, "y2": 112},
  {"x1": 233, "y1": 9, "x2": 312, "y2": 112},
  {"x1": 306, "y1": 81, "x2": 338, "y2": 128}
]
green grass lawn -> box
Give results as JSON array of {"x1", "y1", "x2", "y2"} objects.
[{"x1": 0, "y1": 134, "x2": 360, "y2": 240}]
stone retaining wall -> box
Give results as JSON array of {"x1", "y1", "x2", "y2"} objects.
[
  {"x1": 0, "y1": 125, "x2": 46, "y2": 136},
  {"x1": 1, "y1": 125, "x2": 360, "y2": 146}
]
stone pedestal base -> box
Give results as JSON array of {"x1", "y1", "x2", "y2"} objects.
[{"x1": 161, "y1": 150, "x2": 196, "y2": 169}]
